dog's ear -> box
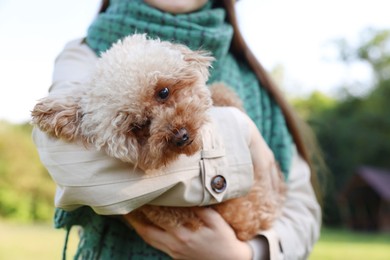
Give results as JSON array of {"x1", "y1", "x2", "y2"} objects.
[
  {"x1": 183, "y1": 49, "x2": 215, "y2": 80},
  {"x1": 101, "y1": 110, "x2": 140, "y2": 164},
  {"x1": 172, "y1": 44, "x2": 215, "y2": 80},
  {"x1": 31, "y1": 95, "x2": 82, "y2": 141}
]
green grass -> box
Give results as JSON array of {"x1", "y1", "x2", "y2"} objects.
[
  {"x1": 0, "y1": 221, "x2": 79, "y2": 260},
  {"x1": 1, "y1": 221, "x2": 390, "y2": 260},
  {"x1": 310, "y1": 228, "x2": 390, "y2": 260}
]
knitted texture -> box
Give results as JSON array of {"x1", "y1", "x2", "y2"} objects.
[{"x1": 55, "y1": 1, "x2": 293, "y2": 259}]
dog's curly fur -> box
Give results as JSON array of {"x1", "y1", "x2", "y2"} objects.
[{"x1": 32, "y1": 34, "x2": 285, "y2": 241}]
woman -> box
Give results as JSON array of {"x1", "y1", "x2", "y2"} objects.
[{"x1": 33, "y1": 0, "x2": 321, "y2": 259}]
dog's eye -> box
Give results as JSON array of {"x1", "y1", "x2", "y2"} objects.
[{"x1": 157, "y1": 87, "x2": 170, "y2": 101}]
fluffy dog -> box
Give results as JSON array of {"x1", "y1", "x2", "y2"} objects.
[{"x1": 32, "y1": 34, "x2": 285, "y2": 240}]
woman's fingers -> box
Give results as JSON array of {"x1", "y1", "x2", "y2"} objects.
[
  {"x1": 123, "y1": 213, "x2": 192, "y2": 258},
  {"x1": 123, "y1": 210, "x2": 252, "y2": 260},
  {"x1": 123, "y1": 214, "x2": 173, "y2": 252},
  {"x1": 194, "y1": 207, "x2": 232, "y2": 231}
]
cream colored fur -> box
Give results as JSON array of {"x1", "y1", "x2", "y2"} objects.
[{"x1": 32, "y1": 34, "x2": 213, "y2": 170}]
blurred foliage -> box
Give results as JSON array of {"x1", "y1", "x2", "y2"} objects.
[
  {"x1": 292, "y1": 91, "x2": 337, "y2": 120},
  {"x1": 358, "y1": 29, "x2": 390, "y2": 81},
  {"x1": 293, "y1": 28, "x2": 390, "y2": 226},
  {"x1": 0, "y1": 121, "x2": 55, "y2": 222}
]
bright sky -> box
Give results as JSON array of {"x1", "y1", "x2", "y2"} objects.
[{"x1": 1, "y1": 0, "x2": 389, "y2": 123}]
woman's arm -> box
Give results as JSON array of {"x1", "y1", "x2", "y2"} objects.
[
  {"x1": 247, "y1": 105, "x2": 321, "y2": 258},
  {"x1": 49, "y1": 38, "x2": 97, "y2": 93},
  {"x1": 272, "y1": 150, "x2": 322, "y2": 259},
  {"x1": 124, "y1": 157, "x2": 320, "y2": 260},
  {"x1": 123, "y1": 115, "x2": 321, "y2": 260}
]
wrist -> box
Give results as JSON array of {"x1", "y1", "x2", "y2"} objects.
[{"x1": 233, "y1": 240, "x2": 253, "y2": 260}]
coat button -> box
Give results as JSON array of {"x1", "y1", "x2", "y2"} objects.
[{"x1": 211, "y1": 175, "x2": 227, "y2": 193}]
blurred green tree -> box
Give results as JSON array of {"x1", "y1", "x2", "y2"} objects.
[
  {"x1": 0, "y1": 121, "x2": 55, "y2": 222},
  {"x1": 295, "y1": 28, "x2": 390, "y2": 226}
]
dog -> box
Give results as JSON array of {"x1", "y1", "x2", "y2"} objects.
[{"x1": 32, "y1": 34, "x2": 285, "y2": 240}]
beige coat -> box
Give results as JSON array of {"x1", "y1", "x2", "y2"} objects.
[
  {"x1": 33, "y1": 39, "x2": 321, "y2": 260},
  {"x1": 33, "y1": 106, "x2": 255, "y2": 214}
]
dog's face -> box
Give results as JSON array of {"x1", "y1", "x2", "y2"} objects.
[{"x1": 32, "y1": 34, "x2": 214, "y2": 170}]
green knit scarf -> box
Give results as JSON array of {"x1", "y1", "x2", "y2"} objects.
[{"x1": 55, "y1": 1, "x2": 293, "y2": 259}]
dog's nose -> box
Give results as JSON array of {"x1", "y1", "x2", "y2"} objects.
[{"x1": 173, "y1": 128, "x2": 190, "y2": 147}]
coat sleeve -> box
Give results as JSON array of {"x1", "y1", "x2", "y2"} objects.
[
  {"x1": 49, "y1": 38, "x2": 98, "y2": 93},
  {"x1": 274, "y1": 149, "x2": 321, "y2": 259},
  {"x1": 249, "y1": 148, "x2": 321, "y2": 260}
]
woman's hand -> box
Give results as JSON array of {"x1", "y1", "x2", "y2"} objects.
[{"x1": 123, "y1": 208, "x2": 253, "y2": 260}]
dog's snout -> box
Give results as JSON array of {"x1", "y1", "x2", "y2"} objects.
[{"x1": 173, "y1": 128, "x2": 190, "y2": 147}]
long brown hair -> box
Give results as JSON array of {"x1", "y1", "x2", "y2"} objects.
[
  {"x1": 219, "y1": 0, "x2": 323, "y2": 202},
  {"x1": 97, "y1": 0, "x2": 323, "y2": 201}
]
